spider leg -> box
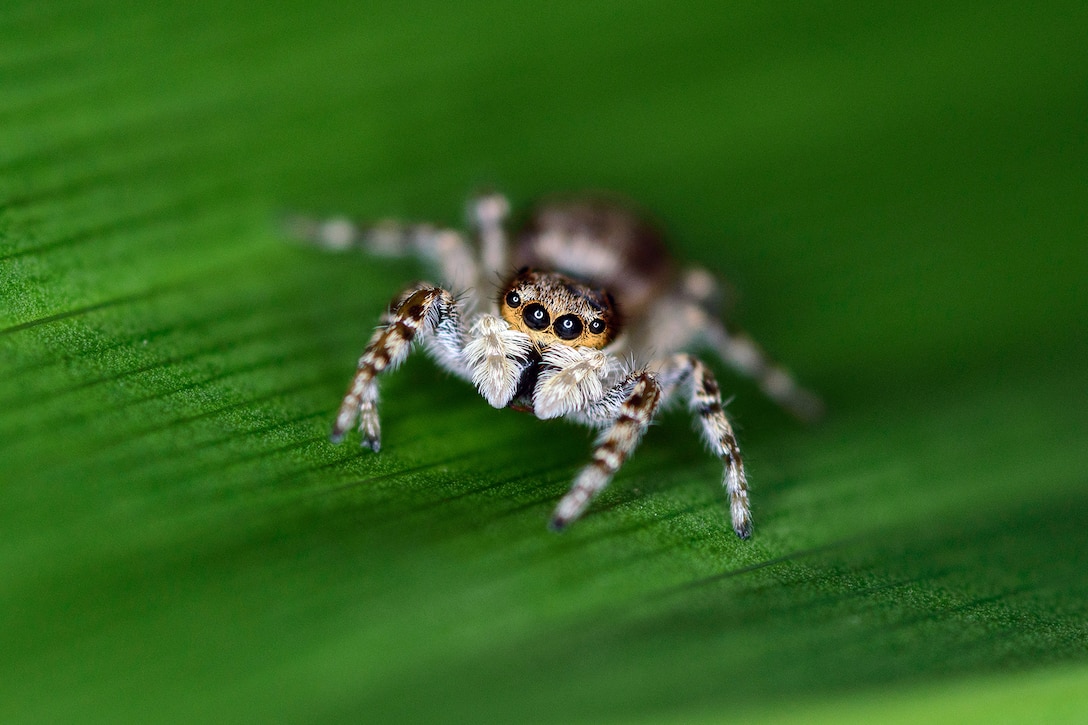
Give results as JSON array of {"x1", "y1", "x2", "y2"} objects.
[
  {"x1": 653, "y1": 353, "x2": 751, "y2": 539},
  {"x1": 284, "y1": 214, "x2": 486, "y2": 313},
  {"x1": 331, "y1": 284, "x2": 469, "y2": 449},
  {"x1": 468, "y1": 192, "x2": 511, "y2": 301},
  {"x1": 704, "y1": 322, "x2": 823, "y2": 424},
  {"x1": 639, "y1": 268, "x2": 824, "y2": 423},
  {"x1": 550, "y1": 372, "x2": 661, "y2": 531}
]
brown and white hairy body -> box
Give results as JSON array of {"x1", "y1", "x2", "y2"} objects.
[{"x1": 288, "y1": 193, "x2": 822, "y2": 539}]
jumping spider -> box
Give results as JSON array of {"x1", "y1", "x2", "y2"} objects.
[{"x1": 289, "y1": 193, "x2": 821, "y2": 539}]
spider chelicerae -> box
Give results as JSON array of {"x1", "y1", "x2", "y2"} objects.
[{"x1": 289, "y1": 193, "x2": 821, "y2": 539}]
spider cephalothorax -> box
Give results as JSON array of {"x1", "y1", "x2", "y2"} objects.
[
  {"x1": 290, "y1": 192, "x2": 822, "y2": 539},
  {"x1": 499, "y1": 268, "x2": 620, "y2": 350}
]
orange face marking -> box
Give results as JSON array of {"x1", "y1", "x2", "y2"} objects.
[{"x1": 499, "y1": 269, "x2": 620, "y2": 349}]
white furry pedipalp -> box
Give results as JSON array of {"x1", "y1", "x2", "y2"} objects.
[
  {"x1": 533, "y1": 344, "x2": 618, "y2": 419},
  {"x1": 463, "y1": 314, "x2": 533, "y2": 408}
]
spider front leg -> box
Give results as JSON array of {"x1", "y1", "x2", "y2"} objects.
[
  {"x1": 331, "y1": 284, "x2": 468, "y2": 449},
  {"x1": 550, "y1": 372, "x2": 662, "y2": 531},
  {"x1": 653, "y1": 353, "x2": 751, "y2": 539}
]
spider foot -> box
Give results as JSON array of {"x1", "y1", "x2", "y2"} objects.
[
  {"x1": 733, "y1": 518, "x2": 752, "y2": 540},
  {"x1": 548, "y1": 514, "x2": 570, "y2": 532},
  {"x1": 356, "y1": 404, "x2": 381, "y2": 452}
]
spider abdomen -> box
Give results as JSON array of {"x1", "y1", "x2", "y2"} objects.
[{"x1": 514, "y1": 198, "x2": 674, "y2": 320}]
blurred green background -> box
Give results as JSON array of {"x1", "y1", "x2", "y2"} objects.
[{"x1": 2, "y1": 1, "x2": 1086, "y2": 722}]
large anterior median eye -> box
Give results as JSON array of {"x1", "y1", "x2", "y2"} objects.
[
  {"x1": 553, "y1": 314, "x2": 583, "y2": 340},
  {"x1": 523, "y1": 303, "x2": 550, "y2": 330}
]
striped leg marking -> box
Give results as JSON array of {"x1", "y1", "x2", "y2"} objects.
[
  {"x1": 331, "y1": 285, "x2": 462, "y2": 450},
  {"x1": 655, "y1": 354, "x2": 751, "y2": 539},
  {"x1": 550, "y1": 373, "x2": 661, "y2": 531}
]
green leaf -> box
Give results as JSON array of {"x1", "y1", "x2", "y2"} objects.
[{"x1": 3, "y1": 1, "x2": 1087, "y2": 722}]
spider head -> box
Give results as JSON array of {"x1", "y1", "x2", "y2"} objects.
[{"x1": 499, "y1": 268, "x2": 620, "y2": 349}]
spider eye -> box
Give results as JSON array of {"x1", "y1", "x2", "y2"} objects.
[
  {"x1": 523, "y1": 303, "x2": 550, "y2": 330},
  {"x1": 505, "y1": 290, "x2": 521, "y2": 308},
  {"x1": 554, "y1": 314, "x2": 583, "y2": 340},
  {"x1": 588, "y1": 319, "x2": 606, "y2": 335}
]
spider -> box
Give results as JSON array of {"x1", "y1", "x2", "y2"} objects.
[{"x1": 288, "y1": 193, "x2": 821, "y2": 539}]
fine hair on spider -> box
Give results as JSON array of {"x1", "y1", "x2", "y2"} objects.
[{"x1": 286, "y1": 192, "x2": 822, "y2": 539}]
